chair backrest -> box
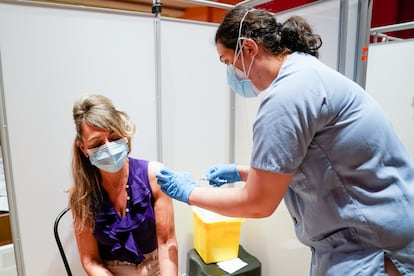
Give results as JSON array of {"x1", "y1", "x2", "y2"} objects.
[{"x1": 53, "y1": 206, "x2": 73, "y2": 276}]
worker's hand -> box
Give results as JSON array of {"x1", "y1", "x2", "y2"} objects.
[
  {"x1": 156, "y1": 167, "x2": 196, "y2": 203},
  {"x1": 205, "y1": 164, "x2": 241, "y2": 186}
]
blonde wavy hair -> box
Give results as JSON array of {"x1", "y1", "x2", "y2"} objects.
[{"x1": 69, "y1": 94, "x2": 135, "y2": 231}]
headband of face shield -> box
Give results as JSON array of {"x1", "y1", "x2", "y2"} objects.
[
  {"x1": 226, "y1": 10, "x2": 259, "y2": 98},
  {"x1": 87, "y1": 137, "x2": 129, "y2": 173}
]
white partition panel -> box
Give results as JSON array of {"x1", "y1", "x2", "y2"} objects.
[
  {"x1": 234, "y1": 1, "x2": 345, "y2": 275},
  {"x1": 0, "y1": 2, "x2": 157, "y2": 275},
  {"x1": 276, "y1": 0, "x2": 340, "y2": 69},
  {"x1": 159, "y1": 18, "x2": 230, "y2": 273},
  {"x1": 366, "y1": 40, "x2": 414, "y2": 159}
]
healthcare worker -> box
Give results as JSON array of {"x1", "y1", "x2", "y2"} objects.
[{"x1": 156, "y1": 6, "x2": 414, "y2": 276}]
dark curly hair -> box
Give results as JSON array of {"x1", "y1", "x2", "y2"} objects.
[{"x1": 215, "y1": 6, "x2": 322, "y2": 58}]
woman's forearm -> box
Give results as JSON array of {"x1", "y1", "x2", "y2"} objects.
[
  {"x1": 189, "y1": 186, "x2": 252, "y2": 217},
  {"x1": 158, "y1": 241, "x2": 178, "y2": 275},
  {"x1": 237, "y1": 165, "x2": 250, "y2": 181},
  {"x1": 189, "y1": 167, "x2": 292, "y2": 218},
  {"x1": 83, "y1": 259, "x2": 113, "y2": 276}
]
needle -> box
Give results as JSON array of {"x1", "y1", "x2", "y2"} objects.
[{"x1": 199, "y1": 178, "x2": 228, "y2": 184}]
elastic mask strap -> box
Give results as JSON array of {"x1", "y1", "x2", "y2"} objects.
[
  {"x1": 246, "y1": 56, "x2": 255, "y2": 77},
  {"x1": 234, "y1": 9, "x2": 251, "y2": 72}
]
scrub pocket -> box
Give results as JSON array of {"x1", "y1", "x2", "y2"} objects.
[
  {"x1": 289, "y1": 170, "x2": 309, "y2": 192},
  {"x1": 311, "y1": 227, "x2": 361, "y2": 252}
]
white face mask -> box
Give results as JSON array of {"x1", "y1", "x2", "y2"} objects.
[
  {"x1": 226, "y1": 10, "x2": 259, "y2": 98},
  {"x1": 87, "y1": 138, "x2": 128, "y2": 173}
]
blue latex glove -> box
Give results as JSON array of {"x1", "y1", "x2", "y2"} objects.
[
  {"x1": 156, "y1": 167, "x2": 196, "y2": 203},
  {"x1": 205, "y1": 164, "x2": 241, "y2": 187}
]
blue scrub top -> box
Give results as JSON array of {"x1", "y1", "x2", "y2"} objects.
[{"x1": 251, "y1": 52, "x2": 414, "y2": 275}]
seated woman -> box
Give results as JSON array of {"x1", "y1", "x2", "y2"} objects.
[{"x1": 69, "y1": 94, "x2": 178, "y2": 275}]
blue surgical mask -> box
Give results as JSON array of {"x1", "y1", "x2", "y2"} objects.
[
  {"x1": 226, "y1": 9, "x2": 259, "y2": 98},
  {"x1": 227, "y1": 63, "x2": 258, "y2": 98},
  {"x1": 87, "y1": 138, "x2": 128, "y2": 173}
]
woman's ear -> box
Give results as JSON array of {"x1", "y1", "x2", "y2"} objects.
[
  {"x1": 76, "y1": 140, "x2": 88, "y2": 157},
  {"x1": 243, "y1": 38, "x2": 258, "y2": 56}
]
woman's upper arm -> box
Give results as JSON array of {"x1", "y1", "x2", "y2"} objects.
[
  {"x1": 147, "y1": 161, "x2": 177, "y2": 243},
  {"x1": 148, "y1": 161, "x2": 178, "y2": 273}
]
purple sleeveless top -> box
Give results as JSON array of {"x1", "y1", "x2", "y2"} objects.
[{"x1": 93, "y1": 158, "x2": 157, "y2": 264}]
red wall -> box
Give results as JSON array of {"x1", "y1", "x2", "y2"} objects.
[
  {"x1": 371, "y1": 0, "x2": 414, "y2": 38},
  {"x1": 257, "y1": 0, "x2": 316, "y2": 13},
  {"x1": 257, "y1": 0, "x2": 414, "y2": 39},
  {"x1": 181, "y1": 0, "x2": 414, "y2": 39}
]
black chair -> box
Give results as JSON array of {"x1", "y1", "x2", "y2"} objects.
[{"x1": 53, "y1": 206, "x2": 73, "y2": 276}]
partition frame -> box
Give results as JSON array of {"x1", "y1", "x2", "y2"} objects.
[
  {"x1": 353, "y1": 0, "x2": 372, "y2": 87},
  {"x1": 0, "y1": 46, "x2": 24, "y2": 275}
]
